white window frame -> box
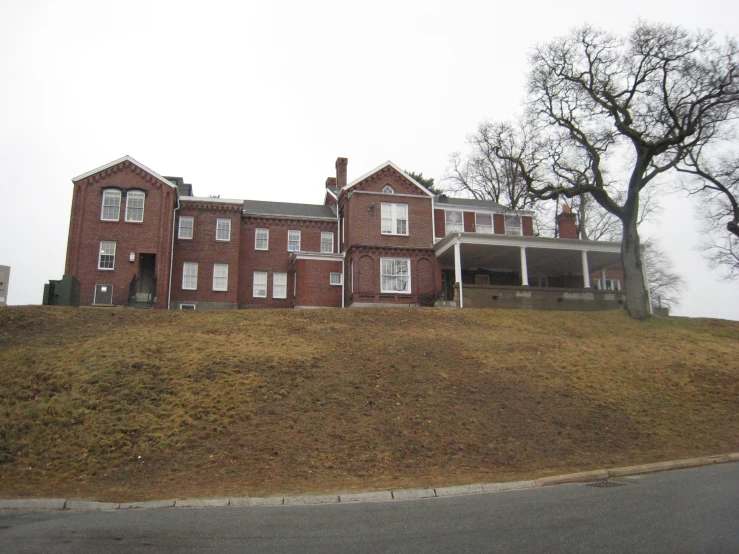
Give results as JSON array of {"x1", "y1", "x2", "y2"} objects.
[
  {"x1": 182, "y1": 262, "x2": 198, "y2": 290},
  {"x1": 178, "y1": 216, "x2": 194, "y2": 239},
  {"x1": 504, "y1": 214, "x2": 522, "y2": 236},
  {"x1": 382, "y1": 185, "x2": 395, "y2": 194},
  {"x1": 213, "y1": 263, "x2": 228, "y2": 291},
  {"x1": 98, "y1": 241, "x2": 116, "y2": 270},
  {"x1": 273, "y1": 272, "x2": 287, "y2": 299},
  {"x1": 125, "y1": 190, "x2": 145, "y2": 222},
  {"x1": 179, "y1": 304, "x2": 196, "y2": 310},
  {"x1": 330, "y1": 272, "x2": 342, "y2": 286},
  {"x1": 93, "y1": 284, "x2": 113, "y2": 305},
  {"x1": 380, "y1": 258, "x2": 411, "y2": 294},
  {"x1": 255, "y1": 228, "x2": 269, "y2": 250},
  {"x1": 445, "y1": 210, "x2": 464, "y2": 234},
  {"x1": 321, "y1": 232, "x2": 334, "y2": 253},
  {"x1": 216, "y1": 218, "x2": 231, "y2": 241},
  {"x1": 253, "y1": 271, "x2": 267, "y2": 298},
  {"x1": 287, "y1": 230, "x2": 301, "y2": 252},
  {"x1": 381, "y1": 203, "x2": 408, "y2": 235},
  {"x1": 475, "y1": 213, "x2": 494, "y2": 234},
  {"x1": 596, "y1": 278, "x2": 621, "y2": 291},
  {"x1": 101, "y1": 190, "x2": 121, "y2": 221}
]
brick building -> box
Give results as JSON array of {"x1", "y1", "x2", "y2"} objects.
[{"x1": 64, "y1": 155, "x2": 630, "y2": 311}]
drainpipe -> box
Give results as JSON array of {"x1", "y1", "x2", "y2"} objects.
[
  {"x1": 167, "y1": 192, "x2": 180, "y2": 310},
  {"x1": 338, "y1": 206, "x2": 345, "y2": 308}
]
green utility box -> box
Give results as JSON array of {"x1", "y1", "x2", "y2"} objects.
[{"x1": 43, "y1": 275, "x2": 81, "y2": 307}]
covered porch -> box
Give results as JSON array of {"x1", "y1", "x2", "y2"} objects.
[{"x1": 435, "y1": 233, "x2": 633, "y2": 311}]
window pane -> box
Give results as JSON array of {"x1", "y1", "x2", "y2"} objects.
[
  {"x1": 102, "y1": 190, "x2": 120, "y2": 220},
  {"x1": 213, "y1": 264, "x2": 228, "y2": 291},
  {"x1": 330, "y1": 272, "x2": 342, "y2": 285},
  {"x1": 98, "y1": 241, "x2": 116, "y2": 269},
  {"x1": 446, "y1": 211, "x2": 464, "y2": 234},
  {"x1": 183, "y1": 262, "x2": 198, "y2": 290},
  {"x1": 273, "y1": 272, "x2": 287, "y2": 299},
  {"x1": 217, "y1": 219, "x2": 231, "y2": 241},
  {"x1": 253, "y1": 271, "x2": 267, "y2": 297},
  {"x1": 381, "y1": 203, "x2": 408, "y2": 235},
  {"x1": 381, "y1": 258, "x2": 410, "y2": 293},
  {"x1": 288, "y1": 230, "x2": 301, "y2": 251},
  {"x1": 475, "y1": 213, "x2": 493, "y2": 234},
  {"x1": 255, "y1": 228, "x2": 269, "y2": 250},
  {"x1": 125, "y1": 191, "x2": 145, "y2": 222},
  {"x1": 321, "y1": 232, "x2": 334, "y2": 253},
  {"x1": 505, "y1": 214, "x2": 522, "y2": 235},
  {"x1": 179, "y1": 216, "x2": 194, "y2": 239}
]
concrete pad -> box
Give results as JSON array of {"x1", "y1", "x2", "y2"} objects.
[
  {"x1": 482, "y1": 480, "x2": 536, "y2": 493},
  {"x1": 119, "y1": 500, "x2": 176, "y2": 510},
  {"x1": 175, "y1": 498, "x2": 230, "y2": 508},
  {"x1": 65, "y1": 500, "x2": 120, "y2": 511},
  {"x1": 0, "y1": 499, "x2": 67, "y2": 511},
  {"x1": 339, "y1": 491, "x2": 394, "y2": 503},
  {"x1": 392, "y1": 488, "x2": 436, "y2": 501},
  {"x1": 230, "y1": 497, "x2": 284, "y2": 507},
  {"x1": 536, "y1": 470, "x2": 610, "y2": 487},
  {"x1": 283, "y1": 495, "x2": 339, "y2": 505},
  {"x1": 434, "y1": 484, "x2": 484, "y2": 497}
]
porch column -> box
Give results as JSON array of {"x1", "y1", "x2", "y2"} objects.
[
  {"x1": 601, "y1": 269, "x2": 606, "y2": 289},
  {"x1": 581, "y1": 250, "x2": 591, "y2": 288},
  {"x1": 520, "y1": 247, "x2": 529, "y2": 286},
  {"x1": 454, "y1": 240, "x2": 463, "y2": 308}
]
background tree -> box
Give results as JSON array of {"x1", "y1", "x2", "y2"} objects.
[
  {"x1": 483, "y1": 22, "x2": 739, "y2": 319},
  {"x1": 405, "y1": 170, "x2": 441, "y2": 194},
  {"x1": 644, "y1": 240, "x2": 686, "y2": 309}
]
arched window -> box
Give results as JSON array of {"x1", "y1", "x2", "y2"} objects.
[{"x1": 382, "y1": 185, "x2": 395, "y2": 194}]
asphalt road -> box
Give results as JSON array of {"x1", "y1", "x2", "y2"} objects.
[{"x1": 1, "y1": 463, "x2": 737, "y2": 553}]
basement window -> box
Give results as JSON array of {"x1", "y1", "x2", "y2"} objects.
[{"x1": 93, "y1": 284, "x2": 113, "y2": 305}]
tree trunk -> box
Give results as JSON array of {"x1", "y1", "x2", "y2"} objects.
[{"x1": 620, "y1": 213, "x2": 649, "y2": 320}]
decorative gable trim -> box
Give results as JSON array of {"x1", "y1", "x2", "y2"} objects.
[
  {"x1": 341, "y1": 161, "x2": 434, "y2": 197},
  {"x1": 72, "y1": 155, "x2": 176, "y2": 188}
]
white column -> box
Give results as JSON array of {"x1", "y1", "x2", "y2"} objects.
[
  {"x1": 454, "y1": 240, "x2": 463, "y2": 308},
  {"x1": 582, "y1": 250, "x2": 591, "y2": 288},
  {"x1": 520, "y1": 247, "x2": 529, "y2": 286},
  {"x1": 601, "y1": 269, "x2": 606, "y2": 290}
]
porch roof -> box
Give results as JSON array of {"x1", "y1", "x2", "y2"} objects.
[{"x1": 434, "y1": 232, "x2": 623, "y2": 275}]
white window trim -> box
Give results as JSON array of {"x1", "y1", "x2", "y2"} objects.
[
  {"x1": 182, "y1": 262, "x2": 198, "y2": 290},
  {"x1": 287, "y1": 230, "x2": 301, "y2": 252},
  {"x1": 330, "y1": 272, "x2": 342, "y2": 286},
  {"x1": 98, "y1": 241, "x2": 116, "y2": 270},
  {"x1": 445, "y1": 210, "x2": 464, "y2": 234},
  {"x1": 216, "y1": 218, "x2": 231, "y2": 241},
  {"x1": 179, "y1": 303, "x2": 196, "y2": 310},
  {"x1": 504, "y1": 214, "x2": 523, "y2": 236},
  {"x1": 273, "y1": 272, "x2": 287, "y2": 299},
  {"x1": 213, "y1": 263, "x2": 228, "y2": 291},
  {"x1": 321, "y1": 232, "x2": 334, "y2": 253},
  {"x1": 253, "y1": 271, "x2": 268, "y2": 298},
  {"x1": 124, "y1": 190, "x2": 146, "y2": 222},
  {"x1": 475, "y1": 212, "x2": 494, "y2": 234},
  {"x1": 380, "y1": 257, "x2": 411, "y2": 294},
  {"x1": 255, "y1": 228, "x2": 269, "y2": 250},
  {"x1": 93, "y1": 284, "x2": 113, "y2": 305},
  {"x1": 178, "y1": 216, "x2": 194, "y2": 239},
  {"x1": 381, "y1": 203, "x2": 409, "y2": 236},
  {"x1": 101, "y1": 189, "x2": 121, "y2": 221}
]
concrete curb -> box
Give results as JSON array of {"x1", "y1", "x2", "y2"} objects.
[{"x1": 1, "y1": 452, "x2": 736, "y2": 512}]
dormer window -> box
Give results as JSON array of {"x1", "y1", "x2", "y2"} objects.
[{"x1": 382, "y1": 185, "x2": 395, "y2": 194}]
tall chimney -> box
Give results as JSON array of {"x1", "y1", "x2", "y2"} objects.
[
  {"x1": 336, "y1": 157, "x2": 348, "y2": 189},
  {"x1": 556, "y1": 204, "x2": 578, "y2": 239}
]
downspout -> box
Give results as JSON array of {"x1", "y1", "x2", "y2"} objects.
[
  {"x1": 167, "y1": 191, "x2": 180, "y2": 310},
  {"x1": 338, "y1": 204, "x2": 344, "y2": 308}
]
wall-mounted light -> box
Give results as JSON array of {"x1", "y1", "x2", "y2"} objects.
[{"x1": 129, "y1": 252, "x2": 136, "y2": 262}]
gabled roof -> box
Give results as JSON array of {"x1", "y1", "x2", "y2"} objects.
[
  {"x1": 72, "y1": 155, "x2": 175, "y2": 187},
  {"x1": 243, "y1": 200, "x2": 337, "y2": 219},
  {"x1": 342, "y1": 161, "x2": 434, "y2": 197}
]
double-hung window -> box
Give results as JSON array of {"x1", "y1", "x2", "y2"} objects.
[
  {"x1": 273, "y1": 272, "x2": 287, "y2": 299},
  {"x1": 381, "y1": 203, "x2": 408, "y2": 235},
  {"x1": 504, "y1": 214, "x2": 522, "y2": 236},
  {"x1": 445, "y1": 210, "x2": 464, "y2": 234},
  {"x1": 596, "y1": 279, "x2": 621, "y2": 291},
  {"x1": 182, "y1": 262, "x2": 198, "y2": 290},
  {"x1": 98, "y1": 241, "x2": 116, "y2": 270},
  {"x1": 179, "y1": 216, "x2": 194, "y2": 239},
  {"x1": 216, "y1": 218, "x2": 231, "y2": 241},
  {"x1": 253, "y1": 271, "x2": 268, "y2": 298},
  {"x1": 475, "y1": 213, "x2": 493, "y2": 234},
  {"x1": 213, "y1": 264, "x2": 228, "y2": 291},
  {"x1": 380, "y1": 258, "x2": 411, "y2": 293},
  {"x1": 125, "y1": 191, "x2": 145, "y2": 222},
  {"x1": 255, "y1": 228, "x2": 269, "y2": 250},
  {"x1": 101, "y1": 190, "x2": 121, "y2": 221},
  {"x1": 287, "y1": 230, "x2": 301, "y2": 251},
  {"x1": 321, "y1": 232, "x2": 334, "y2": 253}
]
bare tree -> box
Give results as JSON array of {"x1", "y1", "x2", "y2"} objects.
[
  {"x1": 644, "y1": 240, "x2": 686, "y2": 308},
  {"x1": 486, "y1": 22, "x2": 739, "y2": 319}
]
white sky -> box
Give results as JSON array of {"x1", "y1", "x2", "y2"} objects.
[{"x1": 1, "y1": 0, "x2": 737, "y2": 319}]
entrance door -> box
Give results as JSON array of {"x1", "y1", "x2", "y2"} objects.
[{"x1": 138, "y1": 254, "x2": 156, "y2": 301}]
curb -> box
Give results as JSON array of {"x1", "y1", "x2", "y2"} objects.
[{"x1": 1, "y1": 452, "x2": 736, "y2": 512}]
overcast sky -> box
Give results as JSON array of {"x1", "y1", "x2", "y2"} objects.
[{"x1": 1, "y1": 0, "x2": 737, "y2": 319}]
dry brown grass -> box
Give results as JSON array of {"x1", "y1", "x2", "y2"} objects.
[{"x1": 0, "y1": 306, "x2": 737, "y2": 501}]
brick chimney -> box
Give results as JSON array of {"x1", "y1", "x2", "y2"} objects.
[
  {"x1": 556, "y1": 204, "x2": 578, "y2": 239},
  {"x1": 336, "y1": 157, "x2": 348, "y2": 189},
  {"x1": 325, "y1": 177, "x2": 337, "y2": 190}
]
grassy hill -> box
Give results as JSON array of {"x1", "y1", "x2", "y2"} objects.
[{"x1": 1, "y1": 306, "x2": 737, "y2": 502}]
